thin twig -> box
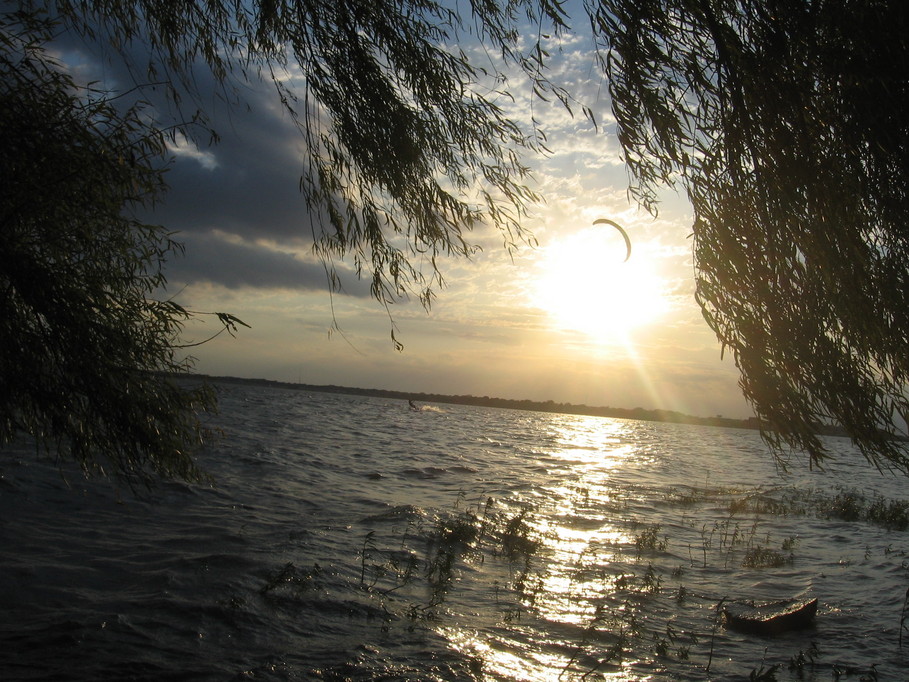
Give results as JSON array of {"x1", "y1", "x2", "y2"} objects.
[{"x1": 900, "y1": 587, "x2": 909, "y2": 648}]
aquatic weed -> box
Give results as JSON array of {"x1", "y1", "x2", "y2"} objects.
[
  {"x1": 359, "y1": 531, "x2": 380, "y2": 589},
  {"x1": 832, "y1": 662, "x2": 878, "y2": 679},
  {"x1": 788, "y1": 642, "x2": 821, "y2": 679},
  {"x1": 634, "y1": 522, "x2": 668, "y2": 556},
  {"x1": 705, "y1": 598, "x2": 726, "y2": 674},
  {"x1": 749, "y1": 662, "x2": 780, "y2": 681},
  {"x1": 652, "y1": 621, "x2": 690, "y2": 660},
  {"x1": 742, "y1": 546, "x2": 792, "y2": 568},
  {"x1": 349, "y1": 476, "x2": 902, "y2": 677},
  {"x1": 810, "y1": 487, "x2": 909, "y2": 530},
  {"x1": 900, "y1": 587, "x2": 909, "y2": 648},
  {"x1": 574, "y1": 600, "x2": 641, "y2": 678},
  {"x1": 500, "y1": 508, "x2": 540, "y2": 559},
  {"x1": 260, "y1": 561, "x2": 323, "y2": 596},
  {"x1": 641, "y1": 562, "x2": 662, "y2": 593},
  {"x1": 699, "y1": 523, "x2": 714, "y2": 567},
  {"x1": 721, "y1": 485, "x2": 909, "y2": 534},
  {"x1": 674, "y1": 584, "x2": 688, "y2": 604},
  {"x1": 824, "y1": 488, "x2": 866, "y2": 522},
  {"x1": 866, "y1": 496, "x2": 909, "y2": 531}
]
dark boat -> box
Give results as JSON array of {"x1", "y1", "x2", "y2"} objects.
[{"x1": 723, "y1": 597, "x2": 818, "y2": 635}]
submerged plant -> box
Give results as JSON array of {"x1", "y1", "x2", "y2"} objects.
[
  {"x1": 260, "y1": 561, "x2": 322, "y2": 596},
  {"x1": 724, "y1": 486, "x2": 909, "y2": 532},
  {"x1": 749, "y1": 661, "x2": 780, "y2": 681},
  {"x1": 500, "y1": 508, "x2": 540, "y2": 559},
  {"x1": 742, "y1": 546, "x2": 792, "y2": 569},
  {"x1": 788, "y1": 642, "x2": 821, "y2": 679},
  {"x1": 900, "y1": 588, "x2": 909, "y2": 649},
  {"x1": 634, "y1": 522, "x2": 668, "y2": 556}
]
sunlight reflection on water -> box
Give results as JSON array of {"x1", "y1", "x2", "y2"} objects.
[
  {"x1": 429, "y1": 409, "x2": 909, "y2": 680},
  {"x1": 437, "y1": 418, "x2": 663, "y2": 680}
]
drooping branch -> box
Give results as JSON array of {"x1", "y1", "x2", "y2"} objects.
[{"x1": 594, "y1": 0, "x2": 909, "y2": 470}]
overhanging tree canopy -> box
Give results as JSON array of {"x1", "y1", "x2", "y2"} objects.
[
  {"x1": 592, "y1": 0, "x2": 909, "y2": 470},
  {"x1": 36, "y1": 0, "x2": 575, "y2": 336},
  {"x1": 1, "y1": 15, "x2": 218, "y2": 483}
]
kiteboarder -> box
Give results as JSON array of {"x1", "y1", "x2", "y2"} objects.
[{"x1": 408, "y1": 400, "x2": 420, "y2": 411}]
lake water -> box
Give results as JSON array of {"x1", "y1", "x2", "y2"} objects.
[{"x1": 2, "y1": 382, "x2": 908, "y2": 680}]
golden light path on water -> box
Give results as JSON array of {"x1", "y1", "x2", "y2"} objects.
[{"x1": 441, "y1": 418, "x2": 645, "y2": 680}]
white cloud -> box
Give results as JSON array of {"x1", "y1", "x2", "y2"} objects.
[{"x1": 166, "y1": 132, "x2": 219, "y2": 170}]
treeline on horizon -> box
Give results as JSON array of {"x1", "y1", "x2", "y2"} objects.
[{"x1": 200, "y1": 374, "x2": 775, "y2": 432}]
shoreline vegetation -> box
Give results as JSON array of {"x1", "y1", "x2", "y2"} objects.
[{"x1": 197, "y1": 374, "x2": 852, "y2": 437}]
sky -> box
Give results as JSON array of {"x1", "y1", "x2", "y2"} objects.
[{"x1": 63, "y1": 11, "x2": 753, "y2": 419}]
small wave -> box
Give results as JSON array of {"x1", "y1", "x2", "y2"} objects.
[
  {"x1": 400, "y1": 466, "x2": 448, "y2": 479},
  {"x1": 360, "y1": 504, "x2": 426, "y2": 523}
]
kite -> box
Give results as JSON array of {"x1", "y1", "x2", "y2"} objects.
[{"x1": 593, "y1": 218, "x2": 631, "y2": 262}]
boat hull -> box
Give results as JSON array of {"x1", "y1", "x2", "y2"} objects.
[{"x1": 724, "y1": 597, "x2": 818, "y2": 636}]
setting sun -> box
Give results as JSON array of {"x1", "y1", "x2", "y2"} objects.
[{"x1": 533, "y1": 226, "x2": 669, "y2": 343}]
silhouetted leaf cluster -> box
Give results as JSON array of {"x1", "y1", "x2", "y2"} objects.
[
  {"x1": 595, "y1": 0, "x2": 909, "y2": 470},
  {"x1": 1, "y1": 13, "x2": 215, "y2": 484}
]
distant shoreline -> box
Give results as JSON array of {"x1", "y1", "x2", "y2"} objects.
[{"x1": 193, "y1": 373, "x2": 773, "y2": 433}]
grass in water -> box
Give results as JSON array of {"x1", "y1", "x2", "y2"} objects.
[{"x1": 258, "y1": 480, "x2": 903, "y2": 679}]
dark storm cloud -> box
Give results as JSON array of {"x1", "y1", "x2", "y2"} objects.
[
  {"x1": 147, "y1": 94, "x2": 347, "y2": 293},
  {"x1": 166, "y1": 231, "x2": 372, "y2": 297},
  {"x1": 150, "y1": 93, "x2": 317, "y2": 244},
  {"x1": 53, "y1": 25, "x2": 343, "y2": 290}
]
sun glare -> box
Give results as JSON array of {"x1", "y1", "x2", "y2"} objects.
[{"x1": 533, "y1": 227, "x2": 669, "y2": 344}]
